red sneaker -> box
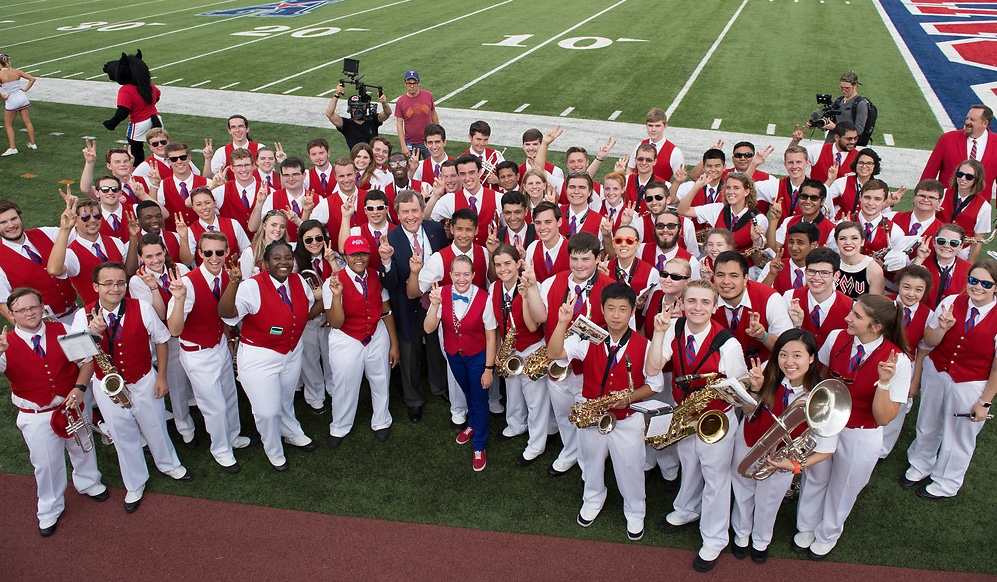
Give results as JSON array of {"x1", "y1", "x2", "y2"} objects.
[
  {"x1": 456, "y1": 427, "x2": 474, "y2": 445},
  {"x1": 473, "y1": 450, "x2": 487, "y2": 471}
]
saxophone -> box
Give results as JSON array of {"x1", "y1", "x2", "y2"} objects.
[
  {"x1": 93, "y1": 346, "x2": 133, "y2": 409},
  {"x1": 569, "y1": 355, "x2": 635, "y2": 434},
  {"x1": 523, "y1": 332, "x2": 571, "y2": 381},
  {"x1": 645, "y1": 373, "x2": 730, "y2": 450},
  {"x1": 496, "y1": 322, "x2": 525, "y2": 377}
]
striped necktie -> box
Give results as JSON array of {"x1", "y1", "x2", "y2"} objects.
[
  {"x1": 277, "y1": 285, "x2": 293, "y2": 310},
  {"x1": 849, "y1": 344, "x2": 865, "y2": 372},
  {"x1": 685, "y1": 335, "x2": 696, "y2": 366},
  {"x1": 793, "y1": 268, "x2": 804, "y2": 289},
  {"x1": 291, "y1": 199, "x2": 301, "y2": 217},
  {"x1": 212, "y1": 277, "x2": 221, "y2": 299},
  {"x1": 903, "y1": 307, "x2": 912, "y2": 328},
  {"x1": 22, "y1": 244, "x2": 42, "y2": 264},
  {"x1": 31, "y1": 335, "x2": 45, "y2": 357},
  {"x1": 728, "y1": 306, "x2": 742, "y2": 328},
  {"x1": 864, "y1": 222, "x2": 874, "y2": 242},
  {"x1": 966, "y1": 307, "x2": 980, "y2": 332},
  {"x1": 93, "y1": 242, "x2": 108, "y2": 261},
  {"x1": 544, "y1": 251, "x2": 554, "y2": 271},
  {"x1": 909, "y1": 223, "x2": 920, "y2": 236},
  {"x1": 241, "y1": 188, "x2": 250, "y2": 208},
  {"x1": 572, "y1": 285, "x2": 584, "y2": 315},
  {"x1": 107, "y1": 313, "x2": 123, "y2": 341},
  {"x1": 469, "y1": 196, "x2": 478, "y2": 213},
  {"x1": 356, "y1": 275, "x2": 368, "y2": 298},
  {"x1": 810, "y1": 305, "x2": 820, "y2": 327},
  {"x1": 320, "y1": 173, "x2": 328, "y2": 191},
  {"x1": 569, "y1": 215, "x2": 578, "y2": 236},
  {"x1": 110, "y1": 213, "x2": 121, "y2": 234},
  {"x1": 179, "y1": 181, "x2": 189, "y2": 200}
]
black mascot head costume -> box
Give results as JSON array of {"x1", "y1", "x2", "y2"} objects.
[{"x1": 102, "y1": 49, "x2": 161, "y2": 167}]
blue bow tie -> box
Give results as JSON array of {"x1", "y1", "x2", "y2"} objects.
[{"x1": 452, "y1": 293, "x2": 470, "y2": 303}]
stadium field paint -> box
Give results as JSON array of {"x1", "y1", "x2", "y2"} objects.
[
  {"x1": 472, "y1": 100, "x2": 488, "y2": 110},
  {"x1": 191, "y1": 80, "x2": 212, "y2": 87},
  {"x1": 766, "y1": 124, "x2": 776, "y2": 135},
  {"x1": 711, "y1": 119, "x2": 722, "y2": 129},
  {"x1": 608, "y1": 111, "x2": 622, "y2": 121},
  {"x1": 560, "y1": 107, "x2": 575, "y2": 117},
  {"x1": 515, "y1": 104, "x2": 530, "y2": 113}
]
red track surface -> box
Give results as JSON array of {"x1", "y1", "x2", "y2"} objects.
[{"x1": 1, "y1": 472, "x2": 991, "y2": 581}]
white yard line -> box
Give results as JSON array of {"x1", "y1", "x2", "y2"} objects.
[
  {"x1": 608, "y1": 110, "x2": 622, "y2": 121},
  {"x1": 560, "y1": 107, "x2": 575, "y2": 117},
  {"x1": 219, "y1": 82, "x2": 240, "y2": 90},
  {"x1": 2, "y1": 0, "x2": 174, "y2": 38},
  {"x1": 252, "y1": 0, "x2": 513, "y2": 93},
  {"x1": 3, "y1": 0, "x2": 105, "y2": 20},
  {"x1": 665, "y1": 0, "x2": 749, "y2": 119},
  {"x1": 436, "y1": 0, "x2": 630, "y2": 104},
  {"x1": 190, "y1": 80, "x2": 212, "y2": 87},
  {"x1": 711, "y1": 118, "x2": 723, "y2": 129},
  {"x1": 514, "y1": 103, "x2": 530, "y2": 113},
  {"x1": 471, "y1": 100, "x2": 488, "y2": 109},
  {"x1": 766, "y1": 124, "x2": 776, "y2": 135}
]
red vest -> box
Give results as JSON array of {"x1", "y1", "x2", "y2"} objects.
[
  {"x1": 259, "y1": 171, "x2": 281, "y2": 191},
  {"x1": 773, "y1": 258, "x2": 807, "y2": 295},
  {"x1": 626, "y1": 173, "x2": 663, "y2": 212},
  {"x1": 858, "y1": 216, "x2": 893, "y2": 257},
  {"x1": 811, "y1": 144, "x2": 858, "y2": 184},
  {"x1": 637, "y1": 213, "x2": 691, "y2": 251},
  {"x1": 144, "y1": 155, "x2": 172, "y2": 180},
  {"x1": 939, "y1": 189, "x2": 989, "y2": 238},
  {"x1": 271, "y1": 189, "x2": 321, "y2": 243},
  {"x1": 742, "y1": 383, "x2": 806, "y2": 446},
  {"x1": 827, "y1": 331, "x2": 898, "y2": 429},
  {"x1": 239, "y1": 274, "x2": 309, "y2": 354},
  {"x1": 222, "y1": 142, "x2": 261, "y2": 181},
  {"x1": 645, "y1": 138, "x2": 677, "y2": 183},
  {"x1": 218, "y1": 180, "x2": 256, "y2": 231},
  {"x1": 712, "y1": 281, "x2": 778, "y2": 360},
  {"x1": 455, "y1": 188, "x2": 498, "y2": 247},
  {"x1": 179, "y1": 268, "x2": 228, "y2": 349},
  {"x1": 307, "y1": 167, "x2": 335, "y2": 198},
  {"x1": 608, "y1": 257, "x2": 656, "y2": 295},
  {"x1": 98, "y1": 203, "x2": 135, "y2": 243},
  {"x1": 887, "y1": 295, "x2": 929, "y2": 349},
  {"x1": 68, "y1": 236, "x2": 124, "y2": 306},
  {"x1": 0, "y1": 231, "x2": 77, "y2": 316},
  {"x1": 782, "y1": 212, "x2": 835, "y2": 249},
  {"x1": 545, "y1": 273, "x2": 614, "y2": 375},
  {"x1": 929, "y1": 295, "x2": 997, "y2": 383},
  {"x1": 162, "y1": 175, "x2": 208, "y2": 228},
  {"x1": 441, "y1": 285, "x2": 488, "y2": 356},
  {"x1": 579, "y1": 332, "x2": 649, "y2": 420},
  {"x1": 354, "y1": 224, "x2": 393, "y2": 255},
  {"x1": 640, "y1": 243, "x2": 693, "y2": 274},
  {"x1": 337, "y1": 268, "x2": 383, "y2": 343},
  {"x1": 793, "y1": 287, "x2": 851, "y2": 347},
  {"x1": 832, "y1": 175, "x2": 864, "y2": 220},
  {"x1": 418, "y1": 157, "x2": 453, "y2": 183},
  {"x1": 3, "y1": 322, "x2": 77, "y2": 407},
  {"x1": 86, "y1": 298, "x2": 154, "y2": 384},
  {"x1": 641, "y1": 290, "x2": 670, "y2": 339},
  {"x1": 490, "y1": 283, "x2": 544, "y2": 352},
  {"x1": 559, "y1": 205, "x2": 604, "y2": 239},
  {"x1": 891, "y1": 211, "x2": 941, "y2": 244},
  {"x1": 518, "y1": 161, "x2": 559, "y2": 182},
  {"x1": 923, "y1": 256, "x2": 971, "y2": 309},
  {"x1": 189, "y1": 218, "x2": 240, "y2": 265},
  {"x1": 531, "y1": 239, "x2": 570, "y2": 283},
  {"x1": 670, "y1": 320, "x2": 729, "y2": 412},
  {"x1": 710, "y1": 207, "x2": 756, "y2": 252},
  {"x1": 438, "y1": 245, "x2": 488, "y2": 290},
  {"x1": 323, "y1": 190, "x2": 366, "y2": 251}
]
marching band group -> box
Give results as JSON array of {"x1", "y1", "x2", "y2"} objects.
[{"x1": 1, "y1": 106, "x2": 994, "y2": 572}]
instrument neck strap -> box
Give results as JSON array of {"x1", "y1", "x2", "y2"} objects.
[
  {"x1": 675, "y1": 318, "x2": 734, "y2": 395},
  {"x1": 562, "y1": 272, "x2": 599, "y2": 307},
  {"x1": 501, "y1": 285, "x2": 518, "y2": 335},
  {"x1": 599, "y1": 328, "x2": 632, "y2": 396}
]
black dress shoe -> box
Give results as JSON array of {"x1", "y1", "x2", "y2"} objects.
[
  {"x1": 548, "y1": 464, "x2": 570, "y2": 477},
  {"x1": 790, "y1": 539, "x2": 809, "y2": 554},
  {"x1": 657, "y1": 516, "x2": 697, "y2": 534},
  {"x1": 750, "y1": 547, "x2": 768, "y2": 564},
  {"x1": 916, "y1": 484, "x2": 949, "y2": 500},
  {"x1": 220, "y1": 461, "x2": 241, "y2": 474},
  {"x1": 663, "y1": 477, "x2": 680, "y2": 492},
  {"x1": 293, "y1": 439, "x2": 317, "y2": 452},
  {"x1": 451, "y1": 421, "x2": 467, "y2": 434},
  {"x1": 327, "y1": 435, "x2": 344, "y2": 448},
  {"x1": 375, "y1": 428, "x2": 391, "y2": 442},
  {"x1": 808, "y1": 548, "x2": 829, "y2": 561},
  {"x1": 899, "y1": 474, "x2": 922, "y2": 489},
  {"x1": 732, "y1": 543, "x2": 749, "y2": 559},
  {"x1": 124, "y1": 498, "x2": 142, "y2": 514},
  {"x1": 408, "y1": 407, "x2": 422, "y2": 422},
  {"x1": 272, "y1": 460, "x2": 289, "y2": 472},
  {"x1": 176, "y1": 468, "x2": 194, "y2": 481},
  {"x1": 89, "y1": 489, "x2": 110, "y2": 502},
  {"x1": 183, "y1": 434, "x2": 198, "y2": 450},
  {"x1": 516, "y1": 453, "x2": 536, "y2": 467},
  {"x1": 693, "y1": 555, "x2": 717, "y2": 572},
  {"x1": 39, "y1": 520, "x2": 58, "y2": 537},
  {"x1": 310, "y1": 405, "x2": 324, "y2": 416}
]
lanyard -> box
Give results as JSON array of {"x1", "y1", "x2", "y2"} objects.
[{"x1": 599, "y1": 328, "x2": 632, "y2": 396}]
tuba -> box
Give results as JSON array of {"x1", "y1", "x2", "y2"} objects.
[
  {"x1": 737, "y1": 379, "x2": 852, "y2": 480},
  {"x1": 93, "y1": 346, "x2": 132, "y2": 409},
  {"x1": 645, "y1": 373, "x2": 753, "y2": 450},
  {"x1": 496, "y1": 320, "x2": 525, "y2": 378}
]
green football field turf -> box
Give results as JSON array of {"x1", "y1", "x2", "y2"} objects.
[{"x1": 2, "y1": 0, "x2": 942, "y2": 149}]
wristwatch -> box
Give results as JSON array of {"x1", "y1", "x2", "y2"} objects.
[{"x1": 979, "y1": 399, "x2": 992, "y2": 409}]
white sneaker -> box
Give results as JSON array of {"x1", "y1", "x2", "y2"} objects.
[
  {"x1": 26, "y1": 143, "x2": 37, "y2": 150},
  {"x1": 232, "y1": 436, "x2": 251, "y2": 449},
  {"x1": 2, "y1": 148, "x2": 17, "y2": 156}
]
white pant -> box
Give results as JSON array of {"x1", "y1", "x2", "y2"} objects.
[
  {"x1": 880, "y1": 397, "x2": 912, "y2": 459},
  {"x1": 165, "y1": 337, "x2": 195, "y2": 438},
  {"x1": 93, "y1": 369, "x2": 183, "y2": 492},
  {"x1": 797, "y1": 427, "x2": 881, "y2": 546},
  {"x1": 16, "y1": 402, "x2": 103, "y2": 526},
  {"x1": 907, "y1": 358, "x2": 949, "y2": 479},
  {"x1": 922, "y1": 371, "x2": 987, "y2": 497},
  {"x1": 439, "y1": 327, "x2": 468, "y2": 422},
  {"x1": 327, "y1": 325, "x2": 393, "y2": 436},
  {"x1": 238, "y1": 343, "x2": 307, "y2": 466},
  {"x1": 300, "y1": 318, "x2": 331, "y2": 408},
  {"x1": 643, "y1": 378, "x2": 679, "y2": 480},
  {"x1": 179, "y1": 341, "x2": 242, "y2": 464},
  {"x1": 503, "y1": 342, "x2": 550, "y2": 459},
  {"x1": 578, "y1": 413, "x2": 646, "y2": 524},
  {"x1": 729, "y1": 421, "x2": 794, "y2": 551},
  {"x1": 668, "y1": 408, "x2": 737, "y2": 553},
  {"x1": 548, "y1": 369, "x2": 583, "y2": 472}
]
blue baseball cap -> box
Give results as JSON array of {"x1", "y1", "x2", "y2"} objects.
[{"x1": 404, "y1": 70, "x2": 420, "y2": 82}]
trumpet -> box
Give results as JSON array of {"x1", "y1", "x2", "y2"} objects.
[
  {"x1": 59, "y1": 404, "x2": 96, "y2": 452},
  {"x1": 479, "y1": 148, "x2": 507, "y2": 183},
  {"x1": 93, "y1": 345, "x2": 132, "y2": 409}
]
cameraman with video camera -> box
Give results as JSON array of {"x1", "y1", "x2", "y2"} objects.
[
  {"x1": 815, "y1": 71, "x2": 871, "y2": 145},
  {"x1": 326, "y1": 59, "x2": 391, "y2": 150}
]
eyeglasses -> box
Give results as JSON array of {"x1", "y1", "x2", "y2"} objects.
[
  {"x1": 914, "y1": 193, "x2": 941, "y2": 202},
  {"x1": 956, "y1": 171, "x2": 976, "y2": 181},
  {"x1": 655, "y1": 222, "x2": 679, "y2": 230},
  {"x1": 855, "y1": 161, "x2": 877, "y2": 167},
  {"x1": 828, "y1": 371, "x2": 855, "y2": 385},
  {"x1": 387, "y1": 160, "x2": 407, "y2": 168},
  {"x1": 635, "y1": 157, "x2": 655, "y2": 163},
  {"x1": 644, "y1": 193, "x2": 666, "y2": 202},
  {"x1": 934, "y1": 236, "x2": 963, "y2": 248},
  {"x1": 404, "y1": 80, "x2": 419, "y2": 85},
  {"x1": 365, "y1": 205, "x2": 387, "y2": 212},
  {"x1": 232, "y1": 163, "x2": 254, "y2": 169},
  {"x1": 97, "y1": 186, "x2": 121, "y2": 194},
  {"x1": 10, "y1": 304, "x2": 43, "y2": 315},
  {"x1": 798, "y1": 193, "x2": 823, "y2": 201},
  {"x1": 968, "y1": 276, "x2": 996, "y2": 290},
  {"x1": 732, "y1": 152, "x2": 753, "y2": 159},
  {"x1": 805, "y1": 268, "x2": 834, "y2": 279},
  {"x1": 661, "y1": 272, "x2": 690, "y2": 281},
  {"x1": 148, "y1": 140, "x2": 168, "y2": 147},
  {"x1": 200, "y1": 249, "x2": 226, "y2": 258},
  {"x1": 168, "y1": 154, "x2": 189, "y2": 162},
  {"x1": 97, "y1": 281, "x2": 127, "y2": 288},
  {"x1": 302, "y1": 235, "x2": 325, "y2": 245},
  {"x1": 613, "y1": 236, "x2": 637, "y2": 245},
  {"x1": 79, "y1": 213, "x2": 102, "y2": 222}
]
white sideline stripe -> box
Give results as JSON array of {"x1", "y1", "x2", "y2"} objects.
[
  {"x1": 21, "y1": 6, "x2": 247, "y2": 66},
  {"x1": 514, "y1": 103, "x2": 530, "y2": 113},
  {"x1": 85, "y1": 73, "x2": 104, "y2": 80},
  {"x1": 884, "y1": 133, "x2": 895, "y2": 146},
  {"x1": 608, "y1": 110, "x2": 622, "y2": 121},
  {"x1": 151, "y1": 0, "x2": 410, "y2": 73},
  {"x1": 766, "y1": 124, "x2": 776, "y2": 135},
  {"x1": 711, "y1": 118, "x2": 722, "y2": 129},
  {"x1": 4, "y1": 0, "x2": 103, "y2": 20},
  {"x1": 471, "y1": 100, "x2": 488, "y2": 109},
  {"x1": 62, "y1": 72, "x2": 83, "y2": 78},
  {"x1": 220, "y1": 82, "x2": 240, "y2": 90},
  {"x1": 44, "y1": 71, "x2": 61, "y2": 76},
  {"x1": 436, "y1": 0, "x2": 629, "y2": 104},
  {"x1": 665, "y1": 0, "x2": 748, "y2": 119},
  {"x1": 23, "y1": 69, "x2": 40, "y2": 74},
  {"x1": 560, "y1": 107, "x2": 575, "y2": 117},
  {"x1": 282, "y1": 86, "x2": 302, "y2": 95},
  {"x1": 253, "y1": 0, "x2": 511, "y2": 93},
  {"x1": 161, "y1": 78, "x2": 183, "y2": 86},
  {"x1": 3, "y1": 0, "x2": 184, "y2": 40},
  {"x1": 190, "y1": 80, "x2": 212, "y2": 87},
  {"x1": 870, "y1": 0, "x2": 952, "y2": 132}
]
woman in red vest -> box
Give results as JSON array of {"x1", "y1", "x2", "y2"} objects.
[
  {"x1": 240, "y1": 210, "x2": 287, "y2": 277},
  {"x1": 700, "y1": 228, "x2": 735, "y2": 282},
  {"x1": 677, "y1": 173, "x2": 766, "y2": 263},
  {"x1": 350, "y1": 143, "x2": 378, "y2": 191},
  {"x1": 424, "y1": 255, "x2": 497, "y2": 471},
  {"x1": 912, "y1": 223, "x2": 971, "y2": 308},
  {"x1": 904, "y1": 258, "x2": 997, "y2": 499},
  {"x1": 732, "y1": 329, "x2": 833, "y2": 564},
  {"x1": 293, "y1": 219, "x2": 337, "y2": 414},
  {"x1": 795, "y1": 295, "x2": 910, "y2": 559},
  {"x1": 219, "y1": 240, "x2": 323, "y2": 471},
  {"x1": 939, "y1": 159, "x2": 991, "y2": 263}
]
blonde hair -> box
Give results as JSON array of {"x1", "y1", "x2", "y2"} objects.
[{"x1": 251, "y1": 211, "x2": 288, "y2": 265}]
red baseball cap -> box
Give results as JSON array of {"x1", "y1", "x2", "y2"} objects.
[{"x1": 343, "y1": 236, "x2": 371, "y2": 255}]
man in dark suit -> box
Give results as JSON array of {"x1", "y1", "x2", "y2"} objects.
[
  {"x1": 922, "y1": 104, "x2": 997, "y2": 201},
  {"x1": 379, "y1": 189, "x2": 449, "y2": 421}
]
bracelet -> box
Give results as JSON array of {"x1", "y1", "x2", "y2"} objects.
[
  {"x1": 74, "y1": 383, "x2": 88, "y2": 393},
  {"x1": 484, "y1": 365, "x2": 495, "y2": 370},
  {"x1": 791, "y1": 460, "x2": 802, "y2": 475},
  {"x1": 876, "y1": 380, "x2": 890, "y2": 390},
  {"x1": 758, "y1": 331, "x2": 768, "y2": 343},
  {"x1": 596, "y1": 157, "x2": 605, "y2": 162}
]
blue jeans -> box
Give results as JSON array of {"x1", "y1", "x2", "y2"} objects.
[
  {"x1": 447, "y1": 351, "x2": 489, "y2": 450},
  {"x1": 406, "y1": 142, "x2": 431, "y2": 160}
]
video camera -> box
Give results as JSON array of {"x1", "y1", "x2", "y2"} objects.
[
  {"x1": 339, "y1": 58, "x2": 383, "y2": 121},
  {"x1": 807, "y1": 93, "x2": 841, "y2": 130}
]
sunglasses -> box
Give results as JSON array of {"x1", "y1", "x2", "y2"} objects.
[
  {"x1": 387, "y1": 161, "x2": 408, "y2": 168},
  {"x1": 365, "y1": 205, "x2": 387, "y2": 212},
  {"x1": 149, "y1": 140, "x2": 168, "y2": 147},
  {"x1": 934, "y1": 236, "x2": 963, "y2": 248},
  {"x1": 655, "y1": 222, "x2": 679, "y2": 230},
  {"x1": 302, "y1": 235, "x2": 325, "y2": 245},
  {"x1": 168, "y1": 154, "x2": 189, "y2": 162},
  {"x1": 661, "y1": 272, "x2": 690, "y2": 281},
  {"x1": 98, "y1": 186, "x2": 122, "y2": 193},
  {"x1": 200, "y1": 249, "x2": 226, "y2": 258},
  {"x1": 79, "y1": 213, "x2": 102, "y2": 222},
  {"x1": 644, "y1": 193, "x2": 665, "y2": 202},
  {"x1": 798, "y1": 193, "x2": 824, "y2": 201},
  {"x1": 732, "y1": 152, "x2": 754, "y2": 159},
  {"x1": 635, "y1": 157, "x2": 655, "y2": 163},
  {"x1": 968, "y1": 276, "x2": 996, "y2": 290},
  {"x1": 956, "y1": 171, "x2": 976, "y2": 181},
  {"x1": 613, "y1": 236, "x2": 637, "y2": 245}
]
